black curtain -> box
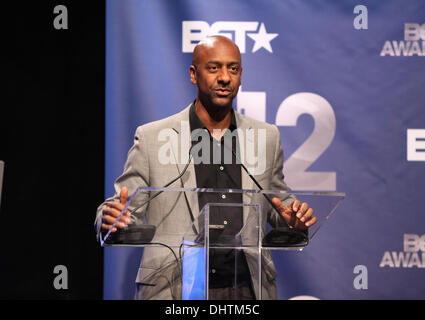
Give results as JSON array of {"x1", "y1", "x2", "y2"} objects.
[{"x1": 0, "y1": 1, "x2": 105, "y2": 299}]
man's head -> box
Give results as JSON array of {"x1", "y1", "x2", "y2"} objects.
[{"x1": 190, "y1": 36, "x2": 242, "y2": 110}]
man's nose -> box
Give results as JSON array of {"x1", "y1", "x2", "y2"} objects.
[{"x1": 217, "y1": 68, "x2": 231, "y2": 84}]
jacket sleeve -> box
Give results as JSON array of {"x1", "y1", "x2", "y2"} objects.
[
  {"x1": 267, "y1": 125, "x2": 296, "y2": 228},
  {"x1": 94, "y1": 126, "x2": 151, "y2": 238}
]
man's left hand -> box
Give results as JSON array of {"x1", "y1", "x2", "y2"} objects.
[{"x1": 272, "y1": 197, "x2": 317, "y2": 231}]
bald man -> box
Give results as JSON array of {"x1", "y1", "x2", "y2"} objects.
[{"x1": 96, "y1": 36, "x2": 316, "y2": 300}]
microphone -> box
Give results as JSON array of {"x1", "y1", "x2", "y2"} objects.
[
  {"x1": 103, "y1": 143, "x2": 195, "y2": 245},
  {"x1": 223, "y1": 136, "x2": 309, "y2": 247}
]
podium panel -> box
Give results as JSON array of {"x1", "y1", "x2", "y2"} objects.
[
  {"x1": 182, "y1": 203, "x2": 262, "y2": 300},
  {"x1": 99, "y1": 187, "x2": 344, "y2": 300}
]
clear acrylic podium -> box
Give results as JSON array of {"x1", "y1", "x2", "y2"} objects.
[{"x1": 99, "y1": 187, "x2": 344, "y2": 300}]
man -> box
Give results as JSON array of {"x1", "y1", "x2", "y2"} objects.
[{"x1": 95, "y1": 36, "x2": 316, "y2": 300}]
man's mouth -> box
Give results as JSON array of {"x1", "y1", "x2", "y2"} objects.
[{"x1": 215, "y1": 88, "x2": 232, "y2": 96}]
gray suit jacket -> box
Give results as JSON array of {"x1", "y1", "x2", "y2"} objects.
[{"x1": 95, "y1": 104, "x2": 295, "y2": 300}]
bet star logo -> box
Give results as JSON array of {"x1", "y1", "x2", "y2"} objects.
[
  {"x1": 182, "y1": 21, "x2": 279, "y2": 54},
  {"x1": 247, "y1": 23, "x2": 278, "y2": 53}
]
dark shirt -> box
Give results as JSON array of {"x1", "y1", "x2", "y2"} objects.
[{"x1": 189, "y1": 103, "x2": 251, "y2": 288}]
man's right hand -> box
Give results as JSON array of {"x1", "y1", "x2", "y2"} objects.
[{"x1": 101, "y1": 186, "x2": 132, "y2": 232}]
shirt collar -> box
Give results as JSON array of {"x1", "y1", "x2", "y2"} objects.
[{"x1": 189, "y1": 101, "x2": 238, "y2": 132}]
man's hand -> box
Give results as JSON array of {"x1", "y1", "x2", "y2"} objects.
[
  {"x1": 271, "y1": 197, "x2": 317, "y2": 231},
  {"x1": 101, "y1": 187, "x2": 132, "y2": 232}
]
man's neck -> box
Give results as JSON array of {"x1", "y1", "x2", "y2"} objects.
[{"x1": 194, "y1": 99, "x2": 232, "y2": 139}]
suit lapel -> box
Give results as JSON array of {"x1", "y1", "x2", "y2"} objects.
[{"x1": 169, "y1": 106, "x2": 200, "y2": 233}]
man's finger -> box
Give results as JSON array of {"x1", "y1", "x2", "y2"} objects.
[
  {"x1": 103, "y1": 206, "x2": 121, "y2": 218},
  {"x1": 102, "y1": 217, "x2": 127, "y2": 229},
  {"x1": 106, "y1": 202, "x2": 131, "y2": 215},
  {"x1": 296, "y1": 202, "x2": 309, "y2": 219},
  {"x1": 103, "y1": 207, "x2": 131, "y2": 227},
  {"x1": 305, "y1": 216, "x2": 317, "y2": 227},
  {"x1": 103, "y1": 211, "x2": 131, "y2": 225},
  {"x1": 101, "y1": 223, "x2": 117, "y2": 232},
  {"x1": 300, "y1": 208, "x2": 314, "y2": 223},
  {"x1": 272, "y1": 197, "x2": 286, "y2": 214},
  {"x1": 272, "y1": 197, "x2": 296, "y2": 226},
  {"x1": 292, "y1": 200, "x2": 301, "y2": 212},
  {"x1": 120, "y1": 186, "x2": 128, "y2": 205}
]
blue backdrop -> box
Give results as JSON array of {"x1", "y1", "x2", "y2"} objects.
[{"x1": 104, "y1": 0, "x2": 425, "y2": 299}]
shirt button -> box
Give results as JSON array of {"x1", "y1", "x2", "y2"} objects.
[
  {"x1": 211, "y1": 268, "x2": 216, "y2": 274},
  {"x1": 221, "y1": 194, "x2": 226, "y2": 199},
  {"x1": 223, "y1": 220, "x2": 228, "y2": 225},
  {"x1": 219, "y1": 166, "x2": 224, "y2": 171}
]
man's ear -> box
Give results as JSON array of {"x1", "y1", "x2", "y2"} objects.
[{"x1": 189, "y1": 65, "x2": 197, "y2": 85}]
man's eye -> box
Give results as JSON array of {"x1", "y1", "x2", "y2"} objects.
[{"x1": 208, "y1": 66, "x2": 217, "y2": 71}]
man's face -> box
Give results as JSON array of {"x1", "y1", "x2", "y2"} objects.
[{"x1": 190, "y1": 38, "x2": 242, "y2": 108}]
